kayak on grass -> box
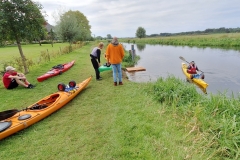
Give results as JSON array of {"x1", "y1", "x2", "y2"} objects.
[
  {"x1": 98, "y1": 63, "x2": 112, "y2": 72},
  {"x1": 0, "y1": 76, "x2": 92, "y2": 140},
  {"x1": 181, "y1": 62, "x2": 208, "y2": 89},
  {"x1": 37, "y1": 60, "x2": 75, "y2": 82}
]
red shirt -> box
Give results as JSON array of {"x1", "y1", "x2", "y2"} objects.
[{"x1": 2, "y1": 71, "x2": 17, "y2": 88}]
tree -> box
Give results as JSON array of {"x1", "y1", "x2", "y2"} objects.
[
  {"x1": 107, "y1": 34, "x2": 112, "y2": 39},
  {"x1": 49, "y1": 28, "x2": 55, "y2": 47},
  {"x1": 55, "y1": 13, "x2": 80, "y2": 45},
  {"x1": 63, "y1": 10, "x2": 91, "y2": 41},
  {"x1": 136, "y1": 27, "x2": 146, "y2": 39},
  {"x1": 96, "y1": 36, "x2": 103, "y2": 40},
  {"x1": 0, "y1": 0, "x2": 46, "y2": 73}
]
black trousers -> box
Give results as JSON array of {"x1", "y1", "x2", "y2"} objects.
[{"x1": 91, "y1": 58, "x2": 100, "y2": 79}]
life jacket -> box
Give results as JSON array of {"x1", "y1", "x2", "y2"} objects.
[
  {"x1": 90, "y1": 47, "x2": 99, "y2": 58},
  {"x1": 187, "y1": 64, "x2": 197, "y2": 74}
]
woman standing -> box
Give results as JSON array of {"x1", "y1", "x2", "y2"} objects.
[{"x1": 90, "y1": 42, "x2": 104, "y2": 80}]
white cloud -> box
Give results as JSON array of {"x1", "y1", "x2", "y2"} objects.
[{"x1": 36, "y1": 0, "x2": 240, "y2": 37}]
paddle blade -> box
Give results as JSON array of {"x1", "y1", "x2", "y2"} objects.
[
  {"x1": 0, "y1": 109, "x2": 19, "y2": 121},
  {"x1": 179, "y1": 56, "x2": 186, "y2": 61}
]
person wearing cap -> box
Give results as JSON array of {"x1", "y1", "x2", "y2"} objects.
[
  {"x1": 2, "y1": 66, "x2": 34, "y2": 89},
  {"x1": 105, "y1": 37, "x2": 125, "y2": 86}
]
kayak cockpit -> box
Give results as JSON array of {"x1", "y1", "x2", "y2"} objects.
[{"x1": 29, "y1": 94, "x2": 60, "y2": 110}]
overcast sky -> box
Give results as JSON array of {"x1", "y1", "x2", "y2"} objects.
[{"x1": 36, "y1": 0, "x2": 240, "y2": 38}]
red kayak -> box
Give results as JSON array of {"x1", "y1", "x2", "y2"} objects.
[{"x1": 37, "y1": 60, "x2": 75, "y2": 82}]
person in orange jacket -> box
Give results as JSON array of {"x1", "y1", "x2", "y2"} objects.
[{"x1": 105, "y1": 37, "x2": 125, "y2": 86}]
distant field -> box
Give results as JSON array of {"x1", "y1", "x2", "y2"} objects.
[
  {"x1": 0, "y1": 42, "x2": 79, "y2": 71},
  {"x1": 122, "y1": 33, "x2": 240, "y2": 47},
  {"x1": 0, "y1": 42, "x2": 70, "y2": 62}
]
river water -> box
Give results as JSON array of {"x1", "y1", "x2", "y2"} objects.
[{"x1": 122, "y1": 43, "x2": 240, "y2": 97}]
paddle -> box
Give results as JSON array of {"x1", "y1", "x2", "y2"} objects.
[
  {"x1": 179, "y1": 56, "x2": 204, "y2": 73},
  {"x1": 0, "y1": 101, "x2": 53, "y2": 121},
  {"x1": 0, "y1": 109, "x2": 19, "y2": 121}
]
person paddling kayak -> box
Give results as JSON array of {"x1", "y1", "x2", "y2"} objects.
[{"x1": 187, "y1": 61, "x2": 204, "y2": 79}]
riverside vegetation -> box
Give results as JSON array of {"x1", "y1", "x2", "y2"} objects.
[
  {"x1": 122, "y1": 33, "x2": 240, "y2": 48},
  {"x1": 0, "y1": 40, "x2": 239, "y2": 159}
]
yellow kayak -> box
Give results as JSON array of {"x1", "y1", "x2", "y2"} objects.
[
  {"x1": 181, "y1": 62, "x2": 208, "y2": 89},
  {"x1": 0, "y1": 76, "x2": 92, "y2": 140}
]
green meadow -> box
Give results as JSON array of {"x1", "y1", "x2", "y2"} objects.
[
  {"x1": 0, "y1": 41, "x2": 239, "y2": 159},
  {"x1": 122, "y1": 33, "x2": 240, "y2": 48}
]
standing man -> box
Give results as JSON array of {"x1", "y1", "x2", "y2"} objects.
[
  {"x1": 90, "y1": 42, "x2": 104, "y2": 81},
  {"x1": 105, "y1": 37, "x2": 125, "y2": 86},
  {"x1": 3, "y1": 66, "x2": 34, "y2": 89}
]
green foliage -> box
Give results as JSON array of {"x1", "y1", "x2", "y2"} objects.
[
  {"x1": 136, "y1": 27, "x2": 146, "y2": 39},
  {"x1": 158, "y1": 27, "x2": 240, "y2": 37},
  {"x1": 0, "y1": 43, "x2": 85, "y2": 73},
  {"x1": 149, "y1": 76, "x2": 240, "y2": 159},
  {"x1": 107, "y1": 34, "x2": 112, "y2": 39},
  {"x1": 0, "y1": 0, "x2": 46, "y2": 73},
  {"x1": 0, "y1": 0, "x2": 45, "y2": 42},
  {"x1": 136, "y1": 43, "x2": 146, "y2": 51},
  {"x1": 151, "y1": 76, "x2": 201, "y2": 106},
  {"x1": 122, "y1": 51, "x2": 140, "y2": 67},
  {"x1": 122, "y1": 33, "x2": 240, "y2": 47},
  {"x1": 64, "y1": 10, "x2": 91, "y2": 41},
  {"x1": 55, "y1": 14, "x2": 80, "y2": 45}
]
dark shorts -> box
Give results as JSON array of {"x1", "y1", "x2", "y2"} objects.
[{"x1": 7, "y1": 79, "x2": 19, "y2": 89}]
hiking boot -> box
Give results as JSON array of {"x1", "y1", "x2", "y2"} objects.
[
  {"x1": 96, "y1": 77, "x2": 102, "y2": 81},
  {"x1": 114, "y1": 82, "x2": 117, "y2": 86},
  {"x1": 119, "y1": 82, "x2": 123, "y2": 85}
]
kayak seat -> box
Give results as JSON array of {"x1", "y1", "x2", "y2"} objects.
[
  {"x1": 30, "y1": 104, "x2": 48, "y2": 110},
  {"x1": 0, "y1": 121, "x2": 12, "y2": 132},
  {"x1": 18, "y1": 114, "x2": 32, "y2": 120},
  {"x1": 52, "y1": 64, "x2": 64, "y2": 69}
]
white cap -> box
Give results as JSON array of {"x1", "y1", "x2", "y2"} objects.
[{"x1": 6, "y1": 66, "x2": 16, "y2": 71}]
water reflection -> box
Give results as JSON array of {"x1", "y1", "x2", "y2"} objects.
[
  {"x1": 122, "y1": 43, "x2": 240, "y2": 97},
  {"x1": 136, "y1": 44, "x2": 146, "y2": 52}
]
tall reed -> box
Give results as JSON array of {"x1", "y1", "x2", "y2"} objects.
[{"x1": 148, "y1": 76, "x2": 240, "y2": 159}]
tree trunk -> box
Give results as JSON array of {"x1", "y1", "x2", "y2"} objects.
[
  {"x1": 51, "y1": 40, "x2": 53, "y2": 47},
  {"x1": 16, "y1": 38, "x2": 28, "y2": 74},
  {"x1": 38, "y1": 39, "x2": 42, "y2": 46}
]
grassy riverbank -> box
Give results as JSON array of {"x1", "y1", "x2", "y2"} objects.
[
  {"x1": 122, "y1": 33, "x2": 240, "y2": 48},
  {"x1": 0, "y1": 42, "x2": 239, "y2": 159}
]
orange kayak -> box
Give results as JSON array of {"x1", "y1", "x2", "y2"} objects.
[{"x1": 0, "y1": 76, "x2": 92, "y2": 140}]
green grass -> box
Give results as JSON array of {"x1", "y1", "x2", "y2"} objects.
[
  {"x1": 0, "y1": 42, "x2": 70, "y2": 61},
  {"x1": 0, "y1": 42, "x2": 239, "y2": 159},
  {"x1": 122, "y1": 33, "x2": 240, "y2": 48}
]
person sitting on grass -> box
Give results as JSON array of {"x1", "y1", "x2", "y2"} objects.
[{"x1": 2, "y1": 66, "x2": 35, "y2": 89}]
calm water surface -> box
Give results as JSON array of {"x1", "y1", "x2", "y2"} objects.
[{"x1": 122, "y1": 43, "x2": 240, "y2": 97}]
